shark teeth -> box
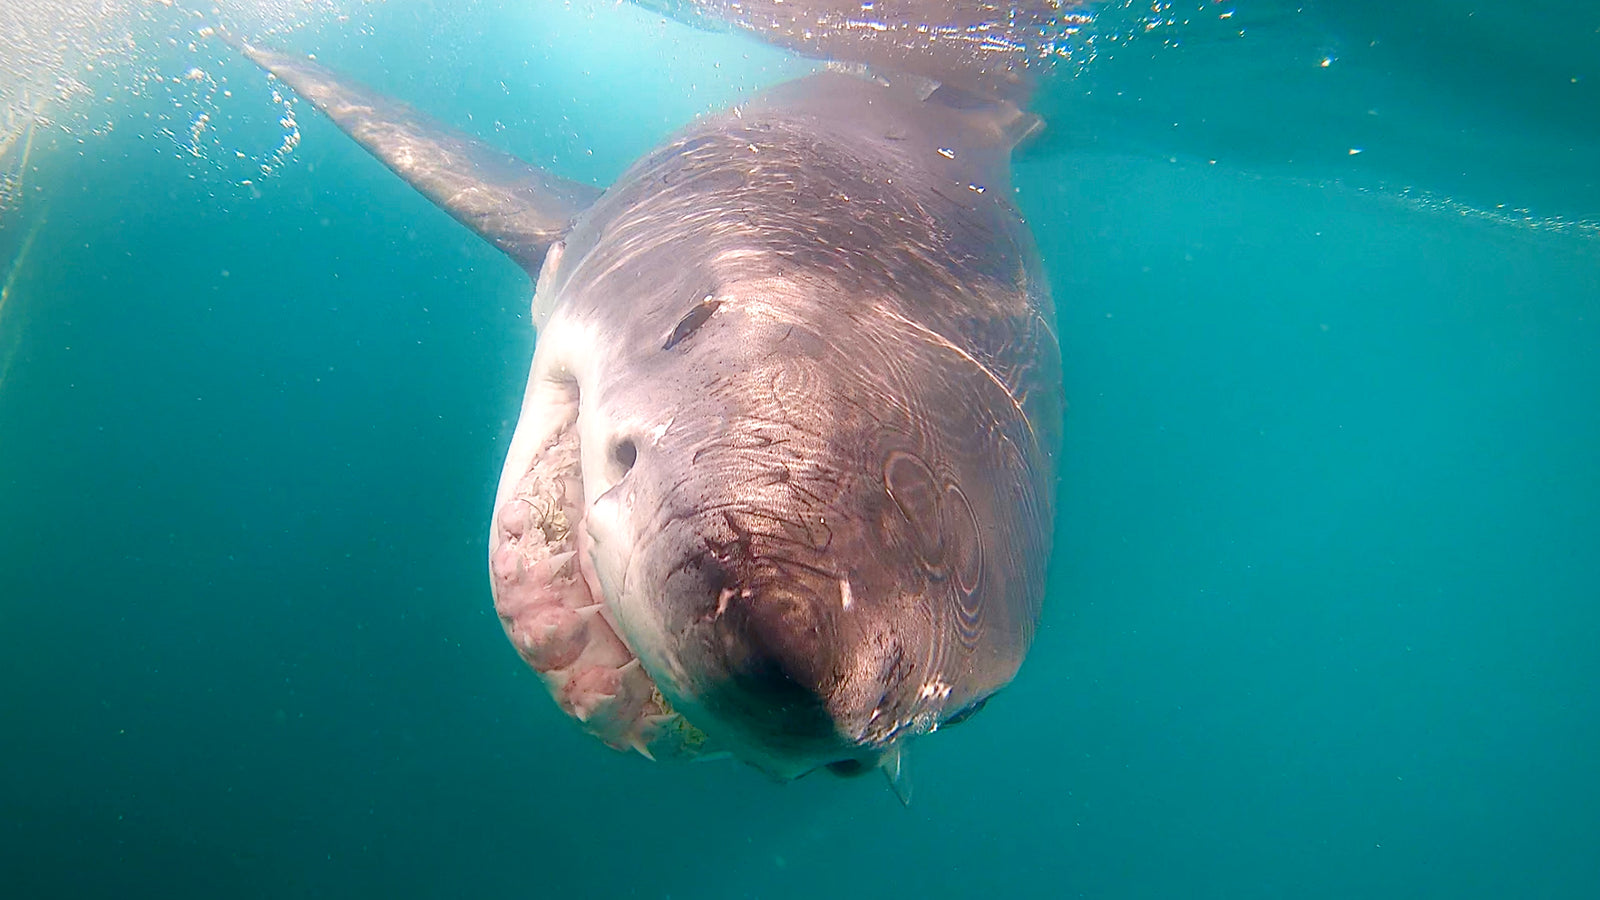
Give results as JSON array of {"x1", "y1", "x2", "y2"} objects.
[{"x1": 488, "y1": 377, "x2": 716, "y2": 761}]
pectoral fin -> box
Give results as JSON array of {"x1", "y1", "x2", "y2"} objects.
[
  {"x1": 881, "y1": 743, "x2": 914, "y2": 806},
  {"x1": 240, "y1": 43, "x2": 600, "y2": 274}
]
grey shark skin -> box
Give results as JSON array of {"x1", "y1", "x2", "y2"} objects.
[{"x1": 242, "y1": 16, "x2": 1063, "y2": 790}]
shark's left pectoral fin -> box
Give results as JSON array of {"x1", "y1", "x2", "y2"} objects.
[{"x1": 239, "y1": 43, "x2": 600, "y2": 274}]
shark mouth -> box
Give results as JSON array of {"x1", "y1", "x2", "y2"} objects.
[{"x1": 488, "y1": 371, "x2": 714, "y2": 761}]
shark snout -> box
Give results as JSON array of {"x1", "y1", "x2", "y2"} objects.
[{"x1": 666, "y1": 558, "x2": 868, "y2": 771}]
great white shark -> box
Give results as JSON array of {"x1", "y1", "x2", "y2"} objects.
[{"x1": 240, "y1": 0, "x2": 1074, "y2": 799}]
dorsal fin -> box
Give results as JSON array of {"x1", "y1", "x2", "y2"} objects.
[{"x1": 238, "y1": 43, "x2": 600, "y2": 274}]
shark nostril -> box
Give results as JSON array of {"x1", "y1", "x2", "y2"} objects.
[{"x1": 611, "y1": 437, "x2": 638, "y2": 477}]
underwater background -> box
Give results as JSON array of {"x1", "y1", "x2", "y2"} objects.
[{"x1": 2, "y1": 1, "x2": 1597, "y2": 897}]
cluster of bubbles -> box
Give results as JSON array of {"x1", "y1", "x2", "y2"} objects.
[
  {"x1": 1073, "y1": 0, "x2": 1260, "y2": 65},
  {"x1": 0, "y1": 126, "x2": 27, "y2": 213},
  {"x1": 0, "y1": 0, "x2": 118, "y2": 203},
  {"x1": 0, "y1": 0, "x2": 373, "y2": 395},
  {"x1": 0, "y1": 0, "x2": 377, "y2": 197},
  {"x1": 1380, "y1": 186, "x2": 1600, "y2": 241},
  {"x1": 156, "y1": 27, "x2": 303, "y2": 186}
]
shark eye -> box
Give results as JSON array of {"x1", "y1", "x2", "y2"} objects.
[{"x1": 662, "y1": 296, "x2": 722, "y2": 350}]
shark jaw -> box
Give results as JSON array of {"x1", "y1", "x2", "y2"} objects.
[{"x1": 486, "y1": 300, "x2": 721, "y2": 762}]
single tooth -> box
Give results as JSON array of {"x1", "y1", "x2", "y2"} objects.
[
  {"x1": 542, "y1": 549, "x2": 577, "y2": 575},
  {"x1": 573, "y1": 603, "x2": 604, "y2": 620},
  {"x1": 523, "y1": 553, "x2": 570, "y2": 586},
  {"x1": 614, "y1": 660, "x2": 655, "y2": 706},
  {"x1": 540, "y1": 667, "x2": 573, "y2": 694},
  {"x1": 563, "y1": 664, "x2": 655, "y2": 750},
  {"x1": 563, "y1": 667, "x2": 621, "y2": 724},
  {"x1": 499, "y1": 552, "x2": 581, "y2": 619},
  {"x1": 640, "y1": 712, "x2": 679, "y2": 730},
  {"x1": 635, "y1": 715, "x2": 676, "y2": 760}
]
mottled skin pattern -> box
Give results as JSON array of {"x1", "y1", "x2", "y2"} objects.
[{"x1": 497, "y1": 72, "x2": 1062, "y2": 778}]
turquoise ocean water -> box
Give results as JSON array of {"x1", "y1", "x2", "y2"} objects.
[{"x1": 2, "y1": 1, "x2": 1597, "y2": 897}]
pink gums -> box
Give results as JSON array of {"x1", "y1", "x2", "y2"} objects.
[{"x1": 491, "y1": 479, "x2": 683, "y2": 759}]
